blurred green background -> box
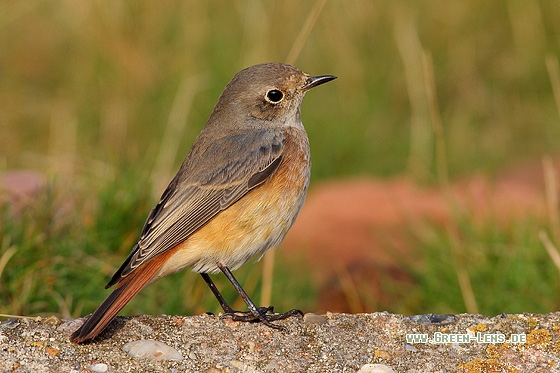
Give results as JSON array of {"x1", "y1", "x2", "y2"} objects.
[{"x1": 1, "y1": 1, "x2": 560, "y2": 320}]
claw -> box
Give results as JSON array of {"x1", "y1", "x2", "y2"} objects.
[{"x1": 220, "y1": 307, "x2": 302, "y2": 331}]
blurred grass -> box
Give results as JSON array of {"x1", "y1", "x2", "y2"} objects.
[
  {"x1": 1, "y1": 0, "x2": 560, "y2": 319},
  {"x1": 408, "y1": 216, "x2": 560, "y2": 315},
  {"x1": 3, "y1": 1, "x2": 560, "y2": 179}
]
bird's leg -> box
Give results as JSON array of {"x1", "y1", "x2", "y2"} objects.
[
  {"x1": 215, "y1": 263, "x2": 303, "y2": 331},
  {"x1": 200, "y1": 273, "x2": 274, "y2": 316}
]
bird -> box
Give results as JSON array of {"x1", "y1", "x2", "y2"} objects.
[{"x1": 70, "y1": 62, "x2": 336, "y2": 343}]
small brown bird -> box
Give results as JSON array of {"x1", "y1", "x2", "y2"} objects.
[{"x1": 70, "y1": 62, "x2": 336, "y2": 343}]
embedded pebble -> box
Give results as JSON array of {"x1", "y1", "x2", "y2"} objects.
[
  {"x1": 357, "y1": 364, "x2": 397, "y2": 373},
  {"x1": 43, "y1": 315, "x2": 62, "y2": 327},
  {"x1": 404, "y1": 343, "x2": 418, "y2": 352},
  {"x1": 0, "y1": 318, "x2": 20, "y2": 330},
  {"x1": 122, "y1": 339, "x2": 184, "y2": 361},
  {"x1": 303, "y1": 313, "x2": 328, "y2": 324},
  {"x1": 57, "y1": 318, "x2": 85, "y2": 333},
  {"x1": 89, "y1": 363, "x2": 108, "y2": 372},
  {"x1": 407, "y1": 313, "x2": 457, "y2": 325}
]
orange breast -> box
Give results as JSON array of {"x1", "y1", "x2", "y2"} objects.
[{"x1": 155, "y1": 126, "x2": 311, "y2": 277}]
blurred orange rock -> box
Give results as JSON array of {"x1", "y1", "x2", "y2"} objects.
[
  {"x1": 281, "y1": 158, "x2": 558, "y2": 313},
  {"x1": 1, "y1": 170, "x2": 46, "y2": 213}
]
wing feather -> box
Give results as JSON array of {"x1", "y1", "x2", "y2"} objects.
[{"x1": 106, "y1": 128, "x2": 285, "y2": 286}]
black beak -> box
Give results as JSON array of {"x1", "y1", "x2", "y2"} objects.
[{"x1": 304, "y1": 74, "x2": 337, "y2": 90}]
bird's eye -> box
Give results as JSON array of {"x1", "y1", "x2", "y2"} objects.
[{"x1": 265, "y1": 89, "x2": 284, "y2": 103}]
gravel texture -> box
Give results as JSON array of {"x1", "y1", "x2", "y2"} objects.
[{"x1": 1, "y1": 312, "x2": 559, "y2": 372}]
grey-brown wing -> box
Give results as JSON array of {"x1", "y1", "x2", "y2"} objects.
[{"x1": 106, "y1": 129, "x2": 285, "y2": 287}]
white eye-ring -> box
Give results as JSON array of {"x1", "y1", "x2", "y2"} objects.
[{"x1": 265, "y1": 89, "x2": 284, "y2": 103}]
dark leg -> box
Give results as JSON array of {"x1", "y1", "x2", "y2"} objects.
[
  {"x1": 216, "y1": 263, "x2": 303, "y2": 331},
  {"x1": 200, "y1": 273, "x2": 274, "y2": 316},
  {"x1": 200, "y1": 272, "x2": 236, "y2": 314}
]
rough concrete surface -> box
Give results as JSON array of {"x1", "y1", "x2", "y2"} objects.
[{"x1": 1, "y1": 312, "x2": 559, "y2": 372}]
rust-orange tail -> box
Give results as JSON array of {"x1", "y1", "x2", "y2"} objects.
[{"x1": 70, "y1": 251, "x2": 173, "y2": 344}]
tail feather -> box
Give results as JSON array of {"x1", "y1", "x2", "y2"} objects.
[{"x1": 70, "y1": 251, "x2": 172, "y2": 344}]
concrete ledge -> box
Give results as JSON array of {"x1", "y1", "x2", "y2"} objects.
[{"x1": 1, "y1": 312, "x2": 558, "y2": 372}]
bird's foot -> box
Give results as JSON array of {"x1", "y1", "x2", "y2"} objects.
[{"x1": 220, "y1": 306, "x2": 303, "y2": 331}]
